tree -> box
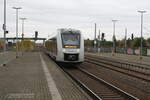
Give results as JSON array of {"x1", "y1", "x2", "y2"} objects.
[
  {"x1": 147, "y1": 38, "x2": 150, "y2": 44},
  {"x1": 18, "y1": 40, "x2": 35, "y2": 51},
  {"x1": 127, "y1": 38, "x2": 132, "y2": 48},
  {"x1": 132, "y1": 37, "x2": 146, "y2": 48},
  {"x1": 84, "y1": 39, "x2": 93, "y2": 47},
  {"x1": 101, "y1": 41, "x2": 113, "y2": 47},
  {"x1": 0, "y1": 41, "x2": 4, "y2": 49},
  {"x1": 116, "y1": 39, "x2": 124, "y2": 48}
]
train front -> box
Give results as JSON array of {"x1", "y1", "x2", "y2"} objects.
[{"x1": 57, "y1": 29, "x2": 84, "y2": 63}]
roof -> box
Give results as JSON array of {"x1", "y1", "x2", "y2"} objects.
[{"x1": 58, "y1": 28, "x2": 81, "y2": 33}]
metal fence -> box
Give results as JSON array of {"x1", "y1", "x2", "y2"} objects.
[{"x1": 85, "y1": 47, "x2": 150, "y2": 56}]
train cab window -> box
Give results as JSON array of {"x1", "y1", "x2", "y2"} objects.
[{"x1": 61, "y1": 32, "x2": 80, "y2": 48}]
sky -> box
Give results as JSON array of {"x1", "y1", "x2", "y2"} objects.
[{"x1": 0, "y1": 0, "x2": 150, "y2": 41}]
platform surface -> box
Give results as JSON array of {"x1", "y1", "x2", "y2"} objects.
[
  {"x1": 0, "y1": 51, "x2": 16, "y2": 66},
  {"x1": 0, "y1": 52, "x2": 91, "y2": 100}
]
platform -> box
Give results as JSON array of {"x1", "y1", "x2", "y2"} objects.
[
  {"x1": 0, "y1": 52, "x2": 91, "y2": 100},
  {"x1": 86, "y1": 52, "x2": 150, "y2": 65},
  {"x1": 0, "y1": 51, "x2": 17, "y2": 66}
]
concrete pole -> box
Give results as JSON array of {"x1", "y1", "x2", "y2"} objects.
[
  {"x1": 20, "y1": 18, "x2": 26, "y2": 56},
  {"x1": 94, "y1": 23, "x2": 97, "y2": 49},
  {"x1": 3, "y1": 0, "x2": 6, "y2": 52},
  {"x1": 98, "y1": 29, "x2": 101, "y2": 52},
  {"x1": 112, "y1": 20, "x2": 118, "y2": 55},
  {"x1": 16, "y1": 9, "x2": 19, "y2": 58},
  {"x1": 2, "y1": 0, "x2": 7, "y2": 66},
  {"x1": 141, "y1": 13, "x2": 143, "y2": 58},
  {"x1": 138, "y1": 10, "x2": 146, "y2": 59},
  {"x1": 113, "y1": 22, "x2": 115, "y2": 53},
  {"x1": 22, "y1": 20, "x2": 24, "y2": 36},
  {"x1": 125, "y1": 28, "x2": 127, "y2": 54},
  {"x1": 13, "y1": 7, "x2": 22, "y2": 58}
]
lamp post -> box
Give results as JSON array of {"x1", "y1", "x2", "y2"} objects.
[
  {"x1": 20, "y1": 18, "x2": 27, "y2": 38},
  {"x1": 138, "y1": 10, "x2": 146, "y2": 59},
  {"x1": 2, "y1": 0, "x2": 7, "y2": 66},
  {"x1": 20, "y1": 17, "x2": 27, "y2": 56},
  {"x1": 12, "y1": 7, "x2": 22, "y2": 58},
  {"x1": 112, "y1": 20, "x2": 118, "y2": 56},
  {"x1": 125, "y1": 28, "x2": 127, "y2": 54},
  {"x1": 94, "y1": 23, "x2": 97, "y2": 50},
  {"x1": 98, "y1": 29, "x2": 101, "y2": 53},
  {"x1": 3, "y1": 0, "x2": 6, "y2": 52}
]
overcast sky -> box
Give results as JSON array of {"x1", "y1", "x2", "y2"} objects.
[{"x1": 0, "y1": 0, "x2": 150, "y2": 40}]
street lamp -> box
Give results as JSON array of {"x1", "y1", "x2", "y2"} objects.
[
  {"x1": 3, "y1": 0, "x2": 6, "y2": 52},
  {"x1": 2, "y1": 0, "x2": 7, "y2": 66},
  {"x1": 125, "y1": 28, "x2": 127, "y2": 54},
  {"x1": 98, "y1": 29, "x2": 101, "y2": 53},
  {"x1": 94, "y1": 23, "x2": 97, "y2": 50},
  {"x1": 20, "y1": 18, "x2": 27, "y2": 37},
  {"x1": 112, "y1": 20, "x2": 118, "y2": 56},
  {"x1": 12, "y1": 7, "x2": 22, "y2": 58},
  {"x1": 138, "y1": 10, "x2": 146, "y2": 59},
  {"x1": 20, "y1": 17, "x2": 27, "y2": 56}
]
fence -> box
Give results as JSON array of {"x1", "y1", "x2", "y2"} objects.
[{"x1": 85, "y1": 47, "x2": 150, "y2": 56}]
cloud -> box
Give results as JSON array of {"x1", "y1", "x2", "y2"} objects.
[{"x1": 0, "y1": 0, "x2": 150, "y2": 40}]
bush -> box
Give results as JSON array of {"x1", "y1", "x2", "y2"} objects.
[
  {"x1": 0, "y1": 41, "x2": 4, "y2": 49},
  {"x1": 18, "y1": 40, "x2": 35, "y2": 51}
]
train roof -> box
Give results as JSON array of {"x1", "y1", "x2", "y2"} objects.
[
  {"x1": 58, "y1": 28, "x2": 81, "y2": 34},
  {"x1": 47, "y1": 28, "x2": 81, "y2": 40}
]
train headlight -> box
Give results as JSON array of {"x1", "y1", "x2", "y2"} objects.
[
  {"x1": 76, "y1": 49, "x2": 80, "y2": 52},
  {"x1": 63, "y1": 49, "x2": 66, "y2": 52}
]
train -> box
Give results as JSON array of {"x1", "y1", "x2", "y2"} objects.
[{"x1": 45, "y1": 28, "x2": 84, "y2": 63}]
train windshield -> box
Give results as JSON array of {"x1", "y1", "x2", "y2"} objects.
[{"x1": 61, "y1": 32, "x2": 80, "y2": 47}]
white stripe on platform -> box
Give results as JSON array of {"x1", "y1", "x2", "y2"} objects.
[{"x1": 40, "y1": 54, "x2": 62, "y2": 100}]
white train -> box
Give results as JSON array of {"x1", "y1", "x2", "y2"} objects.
[{"x1": 45, "y1": 28, "x2": 84, "y2": 63}]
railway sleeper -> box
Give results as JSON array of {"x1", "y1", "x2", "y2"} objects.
[
  {"x1": 103, "y1": 98, "x2": 124, "y2": 100},
  {"x1": 86, "y1": 55, "x2": 150, "y2": 72},
  {"x1": 86, "y1": 57, "x2": 149, "y2": 75},
  {"x1": 85, "y1": 59, "x2": 150, "y2": 81},
  {"x1": 100, "y1": 94, "x2": 121, "y2": 97},
  {"x1": 102, "y1": 96, "x2": 122, "y2": 98}
]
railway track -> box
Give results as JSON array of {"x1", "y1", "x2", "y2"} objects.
[
  {"x1": 85, "y1": 55, "x2": 150, "y2": 82},
  {"x1": 86, "y1": 53, "x2": 150, "y2": 67},
  {"x1": 45, "y1": 52, "x2": 145, "y2": 99},
  {"x1": 85, "y1": 54, "x2": 150, "y2": 73},
  {"x1": 61, "y1": 65, "x2": 139, "y2": 100}
]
